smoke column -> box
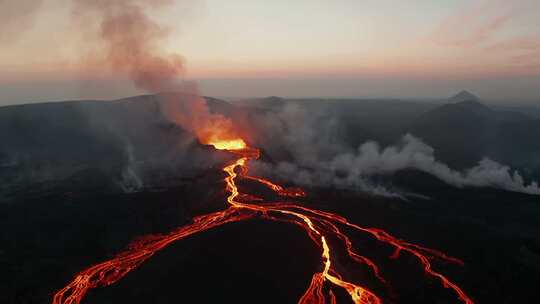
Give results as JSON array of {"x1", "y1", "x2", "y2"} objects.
[{"x1": 71, "y1": 0, "x2": 241, "y2": 144}]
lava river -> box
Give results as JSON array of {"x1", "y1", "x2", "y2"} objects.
[{"x1": 52, "y1": 139, "x2": 474, "y2": 304}]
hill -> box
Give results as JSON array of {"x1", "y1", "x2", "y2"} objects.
[
  {"x1": 0, "y1": 94, "x2": 235, "y2": 202},
  {"x1": 409, "y1": 91, "x2": 539, "y2": 171}
]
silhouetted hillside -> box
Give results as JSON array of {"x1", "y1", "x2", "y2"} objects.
[
  {"x1": 0, "y1": 94, "x2": 233, "y2": 202},
  {"x1": 409, "y1": 92, "x2": 539, "y2": 171}
]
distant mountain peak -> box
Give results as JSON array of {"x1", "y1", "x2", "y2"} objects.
[
  {"x1": 443, "y1": 90, "x2": 495, "y2": 116},
  {"x1": 450, "y1": 90, "x2": 480, "y2": 103}
]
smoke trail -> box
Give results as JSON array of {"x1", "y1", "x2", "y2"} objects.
[
  {"x1": 119, "y1": 140, "x2": 143, "y2": 192},
  {"x1": 254, "y1": 134, "x2": 540, "y2": 196},
  {"x1": 72, "y1": 0, "x2": 181, "y2": 92},
  {"x1": 331, "y1": 134, "x2": 540, "y2": 195},
  {"x1": 71, "y1": 0, "x2": 240, "y2": 143},
  {"x1": 249, "y1": 103, "x2": 540, "y2": 196}
]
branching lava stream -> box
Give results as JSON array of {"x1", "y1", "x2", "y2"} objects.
[{"x1": 53, "y1": 139, "x2": 474, "y2": 304}]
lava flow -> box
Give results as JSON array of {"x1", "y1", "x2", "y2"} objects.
[{"x1": 53, "y1": 138, "x2": 474, "y2": 304}]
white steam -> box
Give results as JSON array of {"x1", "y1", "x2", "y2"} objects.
[
  {"x1": 254, "y1": 106, "x2": 540, "y2": 197},
  {"x1": 332, "y1": 134, "x2": 540, "y2": 194},
  {"x1": 119, "y1": 141, "x2": 143, "y2": 192}
]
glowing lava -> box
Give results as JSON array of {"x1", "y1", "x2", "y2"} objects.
[
  {"x1": 207, "y1": 138, "x2": 247, "y2": 150},
  {"x1": 53, "y1": 137, "x2": 474, "y2": 304}
]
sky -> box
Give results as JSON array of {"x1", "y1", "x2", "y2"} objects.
[{"x1": 1, "y1": 0, "x2": 540, "y2": 105}]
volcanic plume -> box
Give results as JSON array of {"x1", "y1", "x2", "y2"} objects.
[{"x1": 71, "y1": 0, "x2": 242, "y2": 145}]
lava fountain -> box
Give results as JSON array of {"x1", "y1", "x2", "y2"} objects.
[{"x1": 53, "y1": 132, "x2": 474, "y2": 304}]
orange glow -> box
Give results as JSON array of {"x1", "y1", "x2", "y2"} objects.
[
  {"x1": 53, "y1": 138, "x2": 474, "y2": 304},
  {"x1": 208, "y1": 138, "x2": 247, "y2": 150},
  {"x1": 245, "y1": 175, "x2": 307, "y2": 197}
]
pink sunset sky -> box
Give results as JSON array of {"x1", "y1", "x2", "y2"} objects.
[{"x1": 1, "y1": 0, "x2": 539, "y2": 104}]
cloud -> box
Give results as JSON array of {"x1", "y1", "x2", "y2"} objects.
[
  {"x1": 487, "y1": 36, "x2": 540, "y2": 52},
  {"x1": 486, "y1": 36, "x2": 540, "y2": 66},
  {"x1": 333, "y1": 135, "x2": 540, "y2": 195},
  {"x1": 253, "y1": 105, "x2": 540, "y2": 197},
  {"x1": 0, "y1": 0, "x2": 44, "y2": 43},
  {"x1": 429, "y1": 1, "x2": 514, "y2": 47}
]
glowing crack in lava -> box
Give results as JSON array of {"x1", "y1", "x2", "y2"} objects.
[{"x1": 53, "y1": 138, "x2": 474, "y2": 304}]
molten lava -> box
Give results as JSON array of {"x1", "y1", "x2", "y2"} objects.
[
  {"x1": 53, "y1": 137, "x2": 474, "y2": 304},
  {"x1": 208, "y1": 138, "x2": 247, "y2": 151}
]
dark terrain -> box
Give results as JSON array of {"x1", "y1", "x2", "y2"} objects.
[{"x1": 2, "y1": 92, "x2": 540, "y2": 303}]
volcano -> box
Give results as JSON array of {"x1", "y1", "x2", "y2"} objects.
[
  {"x1": 52, "y1": 136, "x2": 473, "y2": 304},
  {"x1": 449, "y1": 90, "x2": 480, "y2": 103}
]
